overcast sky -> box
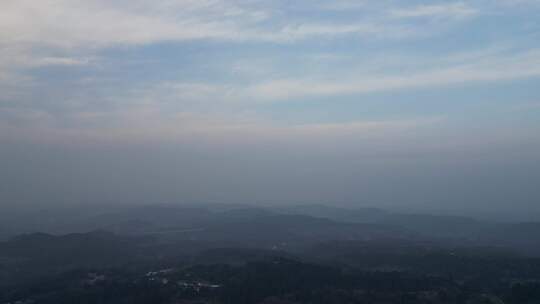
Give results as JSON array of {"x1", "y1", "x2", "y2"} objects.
[{"x1": 1, "y1": 0, "x2": 539, "y2": 219}]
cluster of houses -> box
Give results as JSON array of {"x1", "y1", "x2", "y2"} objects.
[{"x1": 145, "y1": 268, "x2": 221, "y2": 292}]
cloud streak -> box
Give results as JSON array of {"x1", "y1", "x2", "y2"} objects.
[
  {"x1": 243, "y1": 49, "x2": 540, "y2": 101},
  {"x1": 135, "y1": 48, "x2": 540, "y2": 103},
  {"x1": 390, "y1": 2, "x2": 477, "y2": 19},
  {"x1": 0, "y1": 0, "x2": 479, "y2": 51},
  {"x1": 0, "y1": 103, "x2": 442, "y2": 145}
]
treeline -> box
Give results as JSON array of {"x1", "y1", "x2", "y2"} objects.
[{"x1": 4, "y1": 258, "x2": 540, "y2": 304}]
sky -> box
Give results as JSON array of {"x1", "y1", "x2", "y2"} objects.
[{"x1": 1, "y1": 0, "x2": 539, "y2": 220}]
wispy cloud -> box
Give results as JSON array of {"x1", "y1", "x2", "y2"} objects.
[
  {"x1": 0, "y1": 0, "x2": 277, "y2": 53},
  {"x1": 0, "y1": 102, "x2": 441, "y2": 145},
  {"x1": 0, "y1": 0, "x2": 471, "y2": 51},
  {"x1": 243, "y1": 49, "x2": 540, "y2": 101},
  {"x1": 30, "y1": 57, "x2": 93, "y2": 67},
  {"x1": 1, "y1": 0, "x2": 539, "y2": 145},
  {"x1": 317, "y1": 1, "x2": 370, "y2": 11},
  {"x1": 390, "y1": 2, "x2": 477, "y2": 19},
  {"x1": 0, "y1": 0, "x2": 495, "y2": 87}
]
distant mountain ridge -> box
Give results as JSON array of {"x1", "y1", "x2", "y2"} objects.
[{"x1": 3, "y1": 203, "x2": 540, "y2": 256}]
